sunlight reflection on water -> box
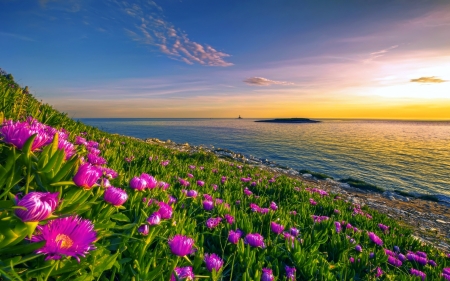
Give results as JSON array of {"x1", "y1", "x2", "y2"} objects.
[{"x1": 80, "y1": 118, "x2": 450, "y2": 196}]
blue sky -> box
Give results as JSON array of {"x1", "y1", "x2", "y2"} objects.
[{"x1": 1, "y1": 0, "x2": 450, "y2": 118}]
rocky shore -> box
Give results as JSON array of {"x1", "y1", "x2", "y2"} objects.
[{"x1": 143, "y1": 137, "x2": 450, "y2": 252}]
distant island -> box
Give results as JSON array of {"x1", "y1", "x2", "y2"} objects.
[{"x1": 254, "y1": 118, "x2": 320, "y2": 123}]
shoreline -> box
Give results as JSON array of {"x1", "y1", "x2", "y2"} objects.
[{"x1": 142, "y1": 136, "x2": 450, "y2": 252}]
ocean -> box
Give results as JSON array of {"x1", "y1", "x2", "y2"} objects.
[{"x1": 79, "y1": 118, "x2": 450, "y2": 197}]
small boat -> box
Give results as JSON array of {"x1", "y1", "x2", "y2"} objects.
[{"x1": 238, "y1": 115, "x2": 243, "y2": 119}]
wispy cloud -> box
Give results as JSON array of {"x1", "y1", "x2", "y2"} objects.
[
  {"x1": 243, "y1": 77, "x2": 294, "y2": 86},
  {"x1": 0, "y1": 32, "x2": 35, "y2": 42},
  {"x1": 364, "y1": 45, "x2": 398, "y2": 63},
  {"x1": 116, "y1": 0, "x2": 232, "y2": 67},
  {"x1": 410, "y1": 76, "x2": 446, "y2": 83}
]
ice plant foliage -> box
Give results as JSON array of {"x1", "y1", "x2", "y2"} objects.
[
  {"x1": 31, "y1": 216, "x2": 96, "y2": 262},
  {"x1": 15, "y1": 192, "x2": 59, "y2": 222}
]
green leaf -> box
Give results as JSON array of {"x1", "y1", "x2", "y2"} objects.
[
  {"x1": 0, "y1": 241, "x2": 45, "y2": 255},
  {"x1": 0, "y1": 200, "x2": 14, "y2": 209},
  {"x1": 113, "y1": 223, "x2": 136, "y2": 230},
  {"x1": 110, "y1": 213, "x2": 130, "y2": 222}
]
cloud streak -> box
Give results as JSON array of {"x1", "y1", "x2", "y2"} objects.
[
  {"x1": 116, "y1": 1, "x2": 232, "y2": 67},
  {"x1": 243, "y1": 77, "x2": 294, "y2": 86},
  {"x1": 410, "y1": 76, "x2": 446, "y2": 83}
]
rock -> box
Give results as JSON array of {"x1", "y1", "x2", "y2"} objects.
[
  {"x1": 436, "y1": 219, "x2": 448, "y2": 224},
  {"x1": 302, "y1": 174, "x2": 312, "y2": 178},
  {"x1": 339, "y1": 183, "x2": 351, "y2": 189},
  {"x1": 182, "y1": 143, "x2": 189, "y2": 146}
]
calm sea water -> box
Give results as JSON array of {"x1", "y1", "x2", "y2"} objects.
[{"x1": 80, "y1": 118, "x2": 450, "y2": 196}]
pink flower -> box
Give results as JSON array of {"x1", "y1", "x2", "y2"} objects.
[
  {"x1": 168, "y1": 235, "x2": 195, "y2": 256},
  {"x1": 15, "y1": 192, "x2": 59, "y2": 222}
]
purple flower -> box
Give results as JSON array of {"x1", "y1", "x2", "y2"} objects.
[
  {"x1": 186, "y1": 190, "x2": 198, "y2": 198},
  {"x1": 416, "y1": 251, "x2": 427, "y2": 258},
  {"x1": 393, "y1": 245, "x2": 400, "y2": 253},
  {"x1": 171, "y1": 266, "x2": 195, "y2": 281},
  {"x1": 349, "y1": 257, "x2": 355, "y2": 263},
  {"x1": 244, "y1": 233, "x2": 265, "y2": 248},
  {"x1": 244, "y1": 187, "x2": 253, "y2": 196},
  {"x1": 270, "y1": 221, "x2": 285, "y2": 234},
  {"x1": 387, "y1": 256, "x2": 402, "y2": 267},
  {"x1": 221, "y1": 176, "x2": 227, "y2": 184},
  {"x1": 102, "y1": 167, "x2": 118, "y2": 179},
  {"x1": 196, "y1": 180, "x2": 205, "y2": 187},
  {"x1": 161, "y1": 160, "x2": 170, "y2": 166},
  {"x1": 189, "y1": 165, "x2": 196, "y2": 170},
  {"x1": 410, "y1": 268, "x2": 426, "y2": 281},
  {"x1": 179, "y1": 178, "x2": 190, "y2": 187},
  {"x1": 369, "y1": 252, "x2": 375, "y2": 259},
  {"x1": 212, "y1": 184, "x2": 218, "y2": 190},
  {"x1": 261, "y1": 268, "x2": 274, "y2": 281},
  {"x1": 398, "y1": 253, "x2": 406, "y2": 262},
  {"x1": 224, "y1": 214, "x2": 235, "y2": 224},
  {"x1": 187, "y1": 173, "x2": 194, "y2": 178},
  {"x1": 129, "y1": 176, "x2": 147, "y2": 191},
  {"x1": 204, "y1": 253, "x2": 224, "y2": 272},
  {"x1": 309, "y1": 198, "x2": 317, "y2": 205},
  {"x1": 378, "y1": 223, "x2": 389, "y2": 233},
  {"x1": 104, "y1": 186, "x2": 128, "y2": 206},
  {"x1": 73, "y1": 163, "x2": 102, "y2": 189},
  {"x1": 157, "y1": 202, "x2": 173, "y2": 219},
  {"x1": 290, "y1": 227, "x2": 299, "y2": 237},
  {"x1": 138, "y1": 224, "x2": 149, "y2": 235},
  {"x1": 147, "y1": 212, "x2": 161, "y2": 225},
  {"x1": 228, "y1": 229, "x2": 243, "y2": 244},
  {"x1": 158, "y1": 181, "x2": 170, "y2": 190},
  {"x1": 334, "y1": 221, "x2": 342, "y2": 233},
  {"x1": 206, "y1": 217, "x2": 222, "y2": 229},
  {"x1": 355, "y1": 245, "x2": 362, "y2": 252},
  {"x1": 75, "y1": 136, "x2": 87, "y2": 145},
  {"x1": 203, "y1": 200, "x2": 214, "y2": 211},
  {"x1": 368, "y1": 232, "x2": 383, "y2": 246},
  {"x1": 31, "y1": 216, "x2": 96, "y2": 262},
  {"x1": 168, "y1": 235, "x2": 195, "y2": 256},
  {"x1": 250, "y1": 203, "x2": 261, "y2": 212},
  {"x1": 15, "y1": 192, "x2": 59, "y2": 222},
  {"x1": 168, "y1": 195, "x2": 177, "y2": 205},
  {"x1": 241, "y1": 177, "x2": 252, "y2": 182},
  {"x1": 428, "y1": 260, "x2": 437, "y2": 267},
  {"x1": 58, "y1": 139, "x2": 76, "y2": 160},
  {"x1": 285, "y1": 266, "x2": 296, "y2": 281}
]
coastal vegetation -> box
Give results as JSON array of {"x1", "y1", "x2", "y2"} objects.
[{"x1": 1, "y1": 70, "x2": 450, "y2": 280}]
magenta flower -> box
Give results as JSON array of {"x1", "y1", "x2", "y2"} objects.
[
  {"x1": 228, "y1": 229, "x2": 243, "y2": 244},
  {"x1": 158, "y1": 181, "x2": 170, "y2": 190},
  {"x1": 224, "y1": 214, "x2": 235, "y2": 224},
  {"x1": 270, "y1": 222, "x2": 285, "y2": 234},
  {"x1": 204, "y1": 253, "x2": 224, "y2": 272},
  {"x1": 212, "y1": 184, "x2": 218, "y2": 191},
  {"x1": 309, "y1": 198, "x2": 317, "y2": 205},
  {"x1": 179, "y1": 178, "x2": 190, "y2": 187},
  {"x1": 168, "y1": 235, "x2": 195, "y2": 256},
  {"x1": 368, "y1": 232, "x2": 383, "y2": 246},
  {"x1": 15, "y1": 192, "x2": 59, "y2": 222},
  {"x1": 87, "y1": 153, "x2": 107, "y2": 166},
  {"x1": 261, "y1": 268, "x2": 274, "y2": 281},
  {"x1": 58, "y1": 139, "x2": 76, "y2": 160},
  {"x1": 102, "y1": 167, "x2": 118, "y2": 179},
  {"x1": 290, "y1": 227, "x2": 299, "y2": 237},
  {"x1": 73, "y1": 163, "x2": 102, "y2": 189},
  {"x1": 349, "y1": 257, "x2": 355, "y2": 263},
  {"x1": 269, "y1": 201, "x2": 278, "y2": 211},
  {"x1": 168, "y1": 195, "x2": 177, "y2": 205},
  {"x1": 388, "y1": 256, "x2": 402, "y2": 267},
  {"x1": 157, "y1": 202, "x2": 173, "y2": 219},
  {"x1": 196, "y1": 180, "x2": 205, "y2": 187},
  {"x1": 138, "y1": 224, "x2": 149, "y2": 235},
  {"x1": 285, "y1": 266, "x2": 296, "y2": 281},
  {"x1": 31, "y1": 216, "x2": 96, "y2": 262},
  {"x1": 1, "y1": 119, "x2": 52, "y2": 151},
  {"x1": 375, "y1": 267, "x2": 383, "y2": 277},
  {"x1": 206, "y1": 217, "x2": 222, "y2": 229},
  {"x1": 244, "y1": 233, "x2": 265, "y2": 248},
  {"x1": 129, "y1": 176, "x2": 147, "y2": 191},
  {"x1": 141, "y1": 173, "x2": 157, "y2": 189},
  {"x1": 241, "y1": 177, "x2": 252, "y2": 182},
  {"x1": 147, "y1": 212, "x2": 161, "y2": 225},
  {"x1": 187, "y1": 173, "x2": 194, "y2": 178},
  {"x1": 250, "y1": 203, "x2": 261, "y2": 212},
  {"x1": 410, "y1": 268, "x2": 426, "y2": 281},
  {"x1": 203, "y1": 200, "x2": 214, "y2": 211},
  {"x1": 161, "y1": 160, "x2": 170, "y2": 166},
  {"x1": 75, "y1": 136, "x2": 87, "y2": 145},
  {"x1": 104, "y1": 186, "x2": 128, "y2": 206},
  {"x1": 244, "y1": 187, "x2": 253, "y2": 196},
  {"x1": 171, "y1": 266, "x2": 195, "y2": 281}
]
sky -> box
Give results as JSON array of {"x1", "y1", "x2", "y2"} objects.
[{"x1": 1, "y1": 0, "x2": 450, "y2": 119}]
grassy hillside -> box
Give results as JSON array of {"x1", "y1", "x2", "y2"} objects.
[{"x1": 0, "y1": 69, "x2": 448, "y2": 280}]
